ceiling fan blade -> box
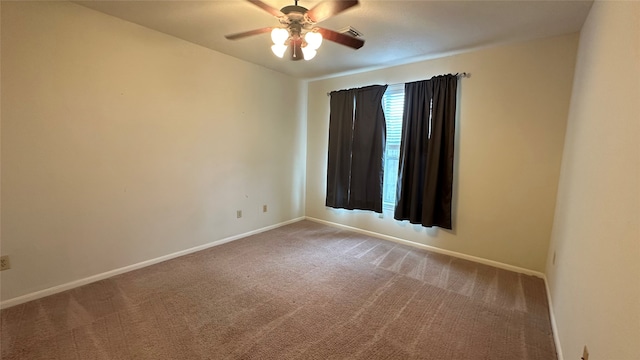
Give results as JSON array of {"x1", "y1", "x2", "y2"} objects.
[
  {"x1": 246, "y1": 0, "x2": 284, "y2": 17},
  {"x1": 306, "y1": 0, "x2": 359, "y2": 23},
  {"x1": 317, "y1": 27, "x2": 364, "y2": 49},
  {"x1": 225, "y1": 27, "x2": 273, "y2": 40},
  {"x1": 291, "y1": 38, "x2": 303, "y2": 61}
]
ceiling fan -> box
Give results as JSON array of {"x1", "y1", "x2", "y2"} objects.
[{"x1": 225, "y1": 0, "x2": 364, "y2": 61}]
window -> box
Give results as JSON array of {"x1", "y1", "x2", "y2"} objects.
[{"x1": 382, "y1": 83, "x2": 405, "y2": 210}]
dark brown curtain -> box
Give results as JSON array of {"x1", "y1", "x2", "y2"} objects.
[
  {"x1": 325, "y1": 88, "x2": 356, "y2": 209},
  {"x1": 394, "y1": 75, "x2": 458, "y2": 229},
  {"x1": 326, "y1": 85, "x2": 388, "y2": 213}
]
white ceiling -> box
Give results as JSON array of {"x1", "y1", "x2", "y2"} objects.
[{"x1": 75, "y1": 0, "x2": 593, "y2": 79}]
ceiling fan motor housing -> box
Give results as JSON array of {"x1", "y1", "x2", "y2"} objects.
[
  {"x1": 279, "y1": 4, "x2": 314, "y2": 38},
  {"x1": 280, "y1": 5, "x2": 308, "y2": 16}
]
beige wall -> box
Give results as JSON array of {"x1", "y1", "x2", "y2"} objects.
[
  {"x1": 306, "y1": 34, "x2": 578, "y2": 272},
  {"x1": 0, "y1": 2, "x2": 306, "y2": 302},
  {"x1": 546, "y1": 1, "x2": 640, "y2": 359}
]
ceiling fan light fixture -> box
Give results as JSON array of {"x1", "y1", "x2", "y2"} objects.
[
  {"x1": 271, "y1": 44, "x2": 288, "y2": 58},
  {"x1": 271, "y1": 27, "x2": 289, "y2": 45},
  {"x1": 301, "y1": 46, "x2": 317, "y2": 60},
  {"x1": 304, "y1": 31, "x2": 323, "y2": 50}
]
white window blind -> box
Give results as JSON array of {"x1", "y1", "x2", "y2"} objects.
[{"x1": 382, "y1": 83, "x2": 405, "y2": 210}]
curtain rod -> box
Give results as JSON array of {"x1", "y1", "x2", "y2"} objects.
[{"x1": 326, "y1": 72, "x2": 470, "y2": 96}]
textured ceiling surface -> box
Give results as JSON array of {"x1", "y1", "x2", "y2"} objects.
[{"x1": 76, "y1": 0, "x2": 593, "y2": 79}]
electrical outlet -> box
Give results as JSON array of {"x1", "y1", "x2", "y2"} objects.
[
  {"x1": 0, "y1": 255, "x2": 11, "y2": 271},
  {"x1": 581, "y1": 345, "x2": 589, "y2": 360},
  {"x1": 263, "y1": 205, "x2": 268, "y2": 213},
  {"x1": 236, "y1": 210, "x2": 242, "y2": 219}
]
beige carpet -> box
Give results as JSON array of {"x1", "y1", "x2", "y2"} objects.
[{"x1": 0, "y1": 220, "x2": 557, "y2": 359}]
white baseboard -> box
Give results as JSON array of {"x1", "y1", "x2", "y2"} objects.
[
  {"x1": 0, "y1": 217, "x2": 304, "y2": 309},
  {"x1": 543, "y1": 275, "x2": 564, "y2": 360},
  {"x1": 304, "y1": 216, "x2": 545, "y2": 278}
]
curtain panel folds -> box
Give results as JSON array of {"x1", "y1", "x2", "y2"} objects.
[
  {"x1": 326, "y1": 85, "x2": 388, "y2": 213},
  {"x1": 394, "y1": 75, "x2": 458, "y2": 229}
]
